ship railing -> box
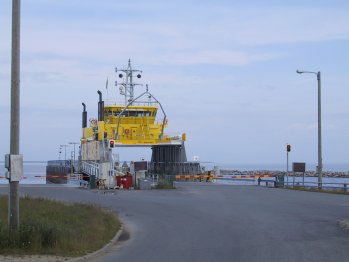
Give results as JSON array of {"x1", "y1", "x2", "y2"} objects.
[
  {"x1": 80, "y1": 161, "x2": 100, "y2": 179},
  {"x1": 155, "y1": 118, "x2": 167, "y2": 125},
  {"x1": 164, "y1": 133, "x2": 183, "y2": 141},
  {"x1": 128, "y1": 101, "x2": 159, "y2": 106},
  {"x1": 105, "y1": 100, "x2": 159, "y2": 107}
]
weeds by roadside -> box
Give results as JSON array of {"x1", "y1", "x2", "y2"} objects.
[
  {"x1": 287, "y1": 186, "x2": 349, "y2": 195},
  {"x1": 0, "y1": 195, "x2": 120, "y2": 257}
]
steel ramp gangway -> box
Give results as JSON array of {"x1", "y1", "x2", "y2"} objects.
[
  {"x1": 80, "y1": 161, "x2": 101, "y2": 179},
  {"x1": 78, "y1": 158, "x2": 127, "y2": 189}
]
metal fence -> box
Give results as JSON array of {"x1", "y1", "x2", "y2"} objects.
[
  {"x1": 258, "y1": 179, "x2": 349, "y2": 192},
  {"x1": 213, "y1": 175, "x2": 349, "y2": 192},
  {"x1": 284, "y1": 181, "x2": 349, "y2": 191}
]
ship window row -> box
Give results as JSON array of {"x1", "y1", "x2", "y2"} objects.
[{"x1": 105, "y1": 110, "x2": 155, "y2": 117}]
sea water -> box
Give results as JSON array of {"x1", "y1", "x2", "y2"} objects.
[
  {"x1": 1, "y1": 162, "x2": 349, "y2": 187},
  {"x1": 0, "y1": 162, "x2": 46, "y2": 185}
]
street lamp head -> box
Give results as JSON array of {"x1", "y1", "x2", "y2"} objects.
[
  {"x1": 296, "y1": 69, "x2": 318, "y2": 75},
  {"x1": 296, "y1": 69, "x2": 303, "y2": 74}
]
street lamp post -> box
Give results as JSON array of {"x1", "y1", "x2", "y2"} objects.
[
  {"x1": 68, "y1": 142, "x2": 79, "y2": 163},
  {"x1": 60, "y1": 145, "x2": 69, "y2": 166},
  {"x1": 296, "y1": 69, "x2": 323, "y2": 189}
]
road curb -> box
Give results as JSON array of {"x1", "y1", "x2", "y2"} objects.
[{"x1": 69, "y1": 225, "x2": 124, "y2": 262}]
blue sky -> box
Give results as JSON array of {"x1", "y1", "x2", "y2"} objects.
[{"x1": 1, "y1": 0, "x2": 349, "y2": 169}]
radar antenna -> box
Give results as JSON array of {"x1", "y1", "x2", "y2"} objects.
[{"x1": 115, "y1": 59, "x2": 142, "y2": 105}]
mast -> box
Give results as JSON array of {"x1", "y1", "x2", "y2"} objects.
[{"x1": 116, "y1": 59, "x2": 142, "y2": 105}]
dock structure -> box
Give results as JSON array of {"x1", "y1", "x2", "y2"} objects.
[{"x1": 150, "y1": 144, "x2": 201, "y2": 175}]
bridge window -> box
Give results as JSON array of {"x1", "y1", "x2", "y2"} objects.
[
  {"x1": 128, "y1": 111, "x2": 136, "y2": 117},
  {"x1": 107, "y1": 110, "x2": 153, "y2": 117}
]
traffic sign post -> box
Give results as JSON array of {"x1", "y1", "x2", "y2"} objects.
[{"x1": 286, "y1": 144, "x2": 291, "y2": 187}]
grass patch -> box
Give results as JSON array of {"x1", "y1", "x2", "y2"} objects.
[
  {"x1": 287, "y1": 186, "x2": 349, "y2": 195},
  {"x1": 0, "y1": 195, "x2": 120, "y2": 257}
]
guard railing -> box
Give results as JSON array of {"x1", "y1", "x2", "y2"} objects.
[{"x1": 80, "y1": 161, "x2": 100, "y2": 179}]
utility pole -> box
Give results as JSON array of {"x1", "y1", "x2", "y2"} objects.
[
  {"x1": 59, "y1": 146, "x2": 62, "y2": 161},
  {"x1": 9, "y1": 0, "x2": 21, "y2": 234},
  {"x1": 68, "y1": 142, "x2": 79, "y2": 163},
  {"x1": 60, "y1": 145, "x2": 69, "y2": 165}
]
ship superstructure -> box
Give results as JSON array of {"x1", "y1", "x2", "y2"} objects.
[{"x1": 81, "y1": 59, "x2": 185, "y2": 148}]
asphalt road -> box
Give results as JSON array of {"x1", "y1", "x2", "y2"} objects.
[{"x1": 1, "y1": 183, "x2": 349, "y2": 262}]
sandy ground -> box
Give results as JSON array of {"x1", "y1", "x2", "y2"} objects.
[{"x1": 0, "y1": 255, "x2": 73, "y2": 262}]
